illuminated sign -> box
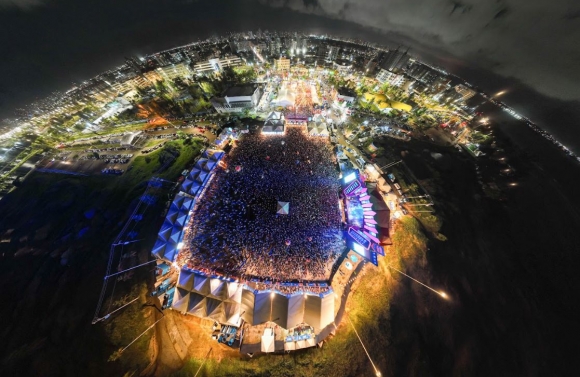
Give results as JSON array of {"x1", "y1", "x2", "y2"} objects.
[
  {"x1": 348, "y1": 227, "x2": 371, "y2": 249},
  {"x1": 343, "y1": 172, "x2": 356, "y2": 183},
  {"x1": 352, "y1": 242, "x2": 365, "y2": 254},
  {"x1": 343, "y1": 180, "x2": 361, "y2": 196},
  {"x1": 372, "y1": 243, "x2": 385, "y2": 256}
]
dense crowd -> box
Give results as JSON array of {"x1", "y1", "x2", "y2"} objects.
[{"x1": 184, "y1": 127, "x2": 344, "y2": 281}]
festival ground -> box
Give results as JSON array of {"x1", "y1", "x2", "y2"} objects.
[{"x1": 180, "y1": 127, "x2": 344, "y2": 282}]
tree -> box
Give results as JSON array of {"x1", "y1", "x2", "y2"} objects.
[{"x1": 158, "y1": 142, "x2": 181, "y2": 166}]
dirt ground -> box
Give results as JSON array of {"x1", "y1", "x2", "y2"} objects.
[{"x1": 152, "y1": 309, "x2": 240, "y2": 376}]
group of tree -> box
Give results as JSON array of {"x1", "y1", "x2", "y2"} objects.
[{"x1": 195, "y1": 66, "x2": 257, "y2": 97}]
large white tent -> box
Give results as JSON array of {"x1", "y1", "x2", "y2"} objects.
[
  {"x1": 151, "y1": 193, "x2": 194, "y2": 262},
  {"x1": 307, "y1": 120, "x2": 329, "y2": 137},
  {"x1": 261, "y1": 328, "x2": 275, "y2": 353},
  {"x1": 262, "y1": 119, "x2": 285, "y2": 135},
  {"x1": 187, "y1": 293, "x2": 207, "y2": 317},
  {"x1": 152, "y1": 149, "x2": 225, "y2": 263},
  {"x1": 173, "y1": 269, "x2": 335, "y2": 332},
  {"x1": 272, "y1": 85, "x2": 295, "y2": 108},
  {"x1": 287, "y1": 294, "x2": 304, "y2": 329},
  {"x1": 180, "y1": 149, "x2": 224, "y2": 197}
]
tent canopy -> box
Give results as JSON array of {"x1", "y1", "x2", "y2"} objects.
[
  {"x1": 277, "y1": 201, "x2": 290, "y2": 215},
  {"x1": 261, "y1": 328, "x2": 275, "y2": 353},
  {"x1": 173, "y1": 269, "x2": 335, "y2": 331}
]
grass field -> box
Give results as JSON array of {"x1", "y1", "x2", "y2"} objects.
[{"x1": 0, "y1": 138, "x2": 206, "y2": 376}]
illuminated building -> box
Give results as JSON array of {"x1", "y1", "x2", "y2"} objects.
[
  {"x1": 156, "y1": 63, "x2": 193, "y2": 81},
  {"x1": 193, "y1": 55, "x2": 242, "y2": 75},
  {"x1": 376, "y1": 69, "x2": 407, "y2": 87},
  {"x1": 211, "y1": 84, "x2": 262, "y2": 114},
  {"x1": 326, "y1": 46, "x2": 339, "y2": 62},
  {"x1": 143, "y1": 70, "x2": 163, "y2": 84},
  {"x1": 454, "y1": 84, "x2": 477, "y2": 101},
  {"x1": 379, "y1": 47, "x2": 410, "y2": 72},
  {"x1": 276, "y1": 57, "x2": 291, "y2": 71}
]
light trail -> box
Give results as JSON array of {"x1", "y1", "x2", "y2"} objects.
[
  {"x1": 389, "y1": 266, "x2": 448, "y2": 298},
  {"x1": 120, "y1": 316, "x2": 165, "y2": 354},
  {"x1": 347, "y1": 315, "x2": 382, "y2": 376}
]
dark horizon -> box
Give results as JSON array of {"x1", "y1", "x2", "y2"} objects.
[{"x1": 1, "y1": 0, "x2": 580, "y2": 154}]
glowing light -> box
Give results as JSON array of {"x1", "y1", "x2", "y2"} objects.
[
  {"x1": 389, "y1": 265, "x2": 449, "y2": 299},
  {"x1": 352, "y1": 242, "x2": 365, "y2": 254},
  {"x1": 270, "y1": 292, "x2": 275, "y2": 298},
  {"x1": 343, "y1": 172, "x2": 356, "y2": 183}
]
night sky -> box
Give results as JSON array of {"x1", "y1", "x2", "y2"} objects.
[{"x1": 1, "y1": 0, "x2": 580, "y2": 152}]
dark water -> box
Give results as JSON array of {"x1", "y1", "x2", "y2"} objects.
[{"x1": 481, "y1": 102, "x2": 580, "y2": 207}]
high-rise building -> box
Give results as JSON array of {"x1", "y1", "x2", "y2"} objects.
[
  {"x1": 157, "y1": 63, "x2": 193, "y2": 82},
  {"x1": 376, "y1": 69, "x2": 407, "y2": 87},
  {"x1": 269, "y1": 37, "x2": 281, "y2": 56},
  {"x1": 290, "y1": 39, "x2": 298, "y2": 56},
  {"x1": 326, "y1": 46, "x2": 339, "y2": 62},
  {"x1": 408, "y1": 62, "x2": 438, "y2": 84},
  {"x1": 150, "y1": 53, "x2": 172, "y2": 67},
  {"x1": 185, "y1": 50, "x2": 200, "y2": 63},
  {"x1": 236, "y1": 40, "x2": 251, "y2": 52},
  {"x1": 125, "y1": 57, "x2": 144, "y2": 73},
  {"x1": 276, "y1": 57, "x2": 291, "y2": 71},
  {"x1": 454, "y1": 84, "x2": 477, "y2": 101},
  {"x1": 380, "y1": 47, "x2": 410, "y2": 72},
  {"x1": 193, "y1": 55, "x2": 242, "y2": 75},
  {"x1": 170, "y1": 51, "x2": 186, "y2": 64},
  {"x1": 300, "y1": 39, "x2": 308, "y2": 55},
  {"x1": 316, "y1": 44, "x2": 328, "y2": 61}
]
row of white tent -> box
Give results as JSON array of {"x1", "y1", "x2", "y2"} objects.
[
  {"x1": 180, "y1": 149, "x2": 225, "y2": 197},
  {"x1": 151, "y1": 193, "x2": 194, "y2": 262},
  {"x1": 307, "y1": 121, "x2": 329, "y2": 137},
  {"x1": 151, "y1": 149, "x2": 224, "y2": 262},
  {"x1": 306, "y1": 114, "x2": 329, "y2": 137},
  {"x1": 173, "y1": 268, "x2": 335, "y2": 332}
]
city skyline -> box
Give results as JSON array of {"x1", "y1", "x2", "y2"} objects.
[{"x1": 1, "y1": 0, "x2": 580, "y2": 153}]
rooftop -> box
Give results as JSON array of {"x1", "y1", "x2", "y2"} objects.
[
  {"x1": 224, "y1": 84, "x2": 257, "y2": 98},
  {"x1": 338, "y1": 87, "x2": 357, "y2": 98}
]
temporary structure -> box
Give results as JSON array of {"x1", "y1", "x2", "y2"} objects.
[
  {"x1": 276, "y1": 201, "x2": 290, "y2": 215},
  {"x1": 152, "y1": 193, "x2": 194, "y2": 262},
  {"x1": 261, "y1": 327, "x2": 275, "y2": 353},
  {"x1": 173, "y1": 269, "x2": 335, "y2": 332}
]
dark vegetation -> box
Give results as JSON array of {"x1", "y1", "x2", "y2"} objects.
[
  {"x1": 372, "y1": 130, "x2": 580, "y2": 376},
  {"x1": 0, "y1": 139, "x2": 204, "y2": 376}
]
